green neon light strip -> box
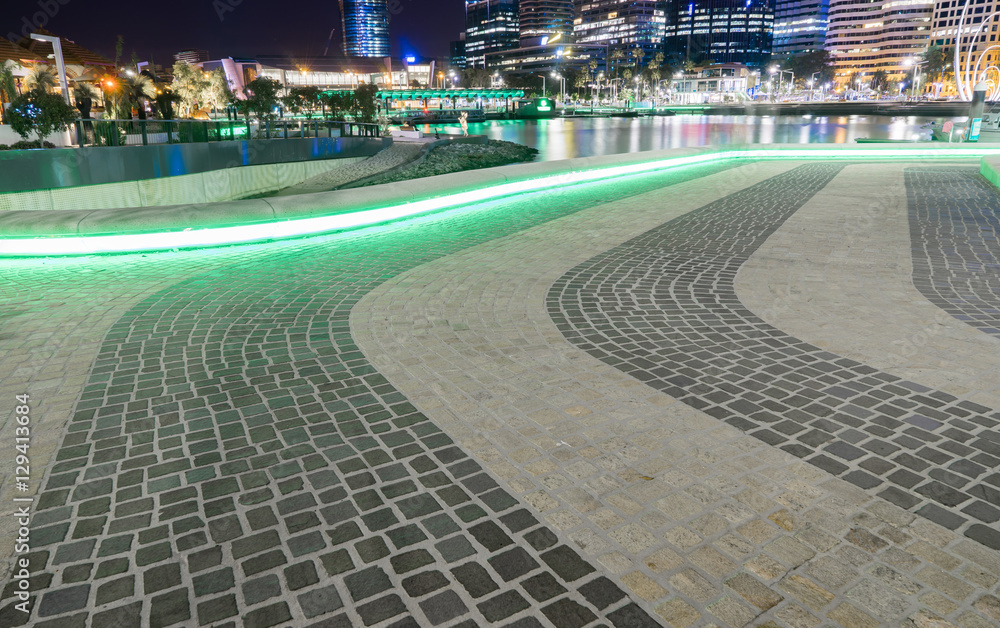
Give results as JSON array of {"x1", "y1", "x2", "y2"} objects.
[{"x1": 2, "y1": 147, "x2": 999, "y2": 258}]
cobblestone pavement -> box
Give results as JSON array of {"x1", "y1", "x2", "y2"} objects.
[
  {"x1": 907, "y1": 168, "x2": 1000, "y2": 339},
  {"x1": 0, "y1": 161, "x2": 740, "y2": 628},
  {"x1": 356, "y1": 161, "x2": 1000, "y2": 627},
  {"x1": 2, "y1": 158, "x2": 1000, "y2": 628}
]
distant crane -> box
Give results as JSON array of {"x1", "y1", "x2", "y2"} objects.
[{"x1": 323, "y1": 28, "x2": 336, "y2": 57}]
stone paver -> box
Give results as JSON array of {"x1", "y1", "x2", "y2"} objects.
[
  {"x1": 1, "y1": 156, "x2": 998, "y2": 628},
  {"x1": 2, "y1": 158, "x2": 738, "y2": 627},
  {"x1": 355, "y1": 160, "x2": 1000, "y2": 626},
  {"x1": 550, "y1": 163, "x2": 1000, "y2": 544}
]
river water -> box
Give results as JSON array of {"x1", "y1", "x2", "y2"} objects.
[{"x1": 419, "y1": 114, "x2": 964, "y2": 161}]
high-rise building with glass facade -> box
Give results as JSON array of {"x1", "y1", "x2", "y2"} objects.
[
  {"x1": 519, "y1": 0, "x2": 575, "y2": 45},
  {"x1": 340, "y1": 0, "x2": 391, "y2": 57},
  {"x1": 772, "y1": 0, "x2": 828, "y2": 56},
  {"x1": 573, "y1": 0, "x2": 667, "y2": 61},
  {"x1": 825, "y1": 0, "x2": 932, "y2": 86},
  {"x1": 664, "y1": 0, "x2": 775, "y2": 67},
  {"x1": 466, "y1": 0, "x2": 521, "y2": 67}
]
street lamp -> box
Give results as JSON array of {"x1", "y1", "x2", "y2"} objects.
[
  {"x1": 30, "y1": 33, "x2": 70, "y2": 104},
  {"x1": 536, "y1": 74, "x2": 547, "y2": 97},
  {"x1": 903, "y1": 57, "x2": 927, "y2": 100}
]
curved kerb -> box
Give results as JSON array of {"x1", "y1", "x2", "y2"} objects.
[{"x1": 3, "y1": 144, "x2": 1000, "y2": 258}]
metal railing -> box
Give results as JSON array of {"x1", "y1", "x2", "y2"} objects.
[{"x1": 72, "y1": 119, "x2": 382, "y2": 147}]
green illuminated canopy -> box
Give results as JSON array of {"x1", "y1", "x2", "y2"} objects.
[{"x1": 321, "y1": 88, "x2": 525, "y2": 100}]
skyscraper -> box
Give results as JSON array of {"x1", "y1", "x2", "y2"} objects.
[
  {"x1": 465, "y1": 0, "x2": 521, "y2": 68},
  {"x1": 664, "y1": 0, "x2": 775, "y2": 67},
  {"x1": 573, "y1": 0, "x2": 667, "y2": 59},
  {"x1": 825, "y1": 0, "x2": 932, "y2": 86},
  {"x1": 340, "y1": 0, "x2": 391, "y2": 57},
  {"x1": 771, "y1": 0, "x2": 828, "y2": 56},
  {"x1": 519, "y1": 0, "x2": 575, "y2": 45}
]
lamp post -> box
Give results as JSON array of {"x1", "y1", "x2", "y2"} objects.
[
  {"x1": 536, "y1": 74, "x2": 547, "y2": 97},
  {"x1": 903, "y1": 57, "x2": 927, "y2": 100},
  {"x1": 30, "y1": 33, "x2": 70, "y2": 104}
]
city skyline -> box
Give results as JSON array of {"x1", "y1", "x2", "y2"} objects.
[{"x1": 3, "y1": 0, "x2": 466, "y2": 65}]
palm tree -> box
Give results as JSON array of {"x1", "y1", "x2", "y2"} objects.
[
  {"x1": 123, "y1": 74, "x2": 156, "y2": 119},
  {"x1": 870, "y1": 70, "x2": 889, "y2": 96},
  {"x1": 24, "y1": 65, "x2": 58, "y2": 93},
  {"x1": 72, "y1": 83, "x2": 100, "y2": 119},
  {"x1": 0, "y1": 63, "x2": 19, "y2": 124},
  {"x1": 921, "y1": 45, "x2": 950, "y2": 88}
]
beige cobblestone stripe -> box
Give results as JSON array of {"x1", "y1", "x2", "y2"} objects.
[
  {"x1": 353, "y1": 160, "x2": 1000, "y2": 627},
  {"x1": 736, "y1": 163, "x2": 1000, "y2": 408}
]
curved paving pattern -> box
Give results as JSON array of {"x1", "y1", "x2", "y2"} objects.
[
  {"x1": 907, "y1": 167, "x2": 1000, "y2": 338},
  {"x1": 735, "y1": 164, "x2": 1000, "y2": 406},
  {"x1": 0, "y1": 163, "x2": 747, "y2": 628},
  {"x1": 549, "y1": 164, "x2": 1000, "y2": 550},
  {"x1": 355, "y1": 160, "x2": 1000, "y2": 627}
]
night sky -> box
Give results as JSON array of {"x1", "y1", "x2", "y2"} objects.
[{"x1": 3, "y1": 0, "x2": 466, "y2": 64}]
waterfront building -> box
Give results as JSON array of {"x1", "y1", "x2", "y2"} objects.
[
  {"x1": 572, "y1": 0, "x2": 667, "y2": 66},
  {"x1": 339, "y1": 0, "x2": 391, "y2": 57},
  {"x1": 825, "y1": 0, "x2": 933, "y2": 86},
  {"x1": 520, "y1": 0, "x2": 576, "y2": 45},
  {"x1": 772, "y1": 0, "x2": 828, "y2": 55},
  {"x1": 663, "y1": 0, "x2": 775, "y2": 67},
  {"x1": 466, "y1": 0, "x2": 521, "y2": 68},
  {"x1": 671, "y1": 62, "x2": 759, "y2": 102}
]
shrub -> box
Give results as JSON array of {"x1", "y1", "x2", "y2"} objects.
[{"x1": 5, "y1": 89, "x2": 77, "y2": 145}]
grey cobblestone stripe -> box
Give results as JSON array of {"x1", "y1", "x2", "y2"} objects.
[
  {"x1": 907, "y1": 167, "x2": 1000, "y2": 338},
  {"x1": 0, "y1": 162, "x2": 739, "y2": 628},
  {"x1": 548, "y1": 164, "x2": 1000, "y2": 551}
]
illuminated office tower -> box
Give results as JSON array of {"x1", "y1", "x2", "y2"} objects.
[
  {"x1": 772, "y1": 0, "x2": 828, "y2": 55},
  {"x1": 573, "y1": 0, "x2": 667, "y2": 61},
  {"x1": 825, "y1": 0, "x2": 932, "y2": 86},
  {"x1": 664, "y1": 0, "x2": 775, "y2": 67},
  {"x1": 520, "y1": 0, "x2": 575, "y2": 44},
  {"x1": 466, "y1": 0, "x2": 521, "y2": 67},
  {"x1": 340, "y1": 0, "x2": 391, "y2": 57}
]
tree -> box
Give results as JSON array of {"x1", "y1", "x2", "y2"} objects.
[
  {"x1": 352, "y1": 83, "x2": 378, "y2": 122},
  {"x1": 72, "y1": 83, "x2": 100, "y2": 119},
  {"x1": 232, "y1": 76, "x2": 282, "y2": 123},
  {"x1": 609, "y1": 48, "x2": 626, "y2": 80},
  {"x1": 282, "y1": 85, "x2": 321, "y2": 118},
  {"x1": 870, "y1": 69, "x2": 889, "y2": 94},
  {"x1": 6, "y1": 88, "x2": 77, "y2": 145},
  {"x1": 154, "y1": 89, "x2": 181, "y2": 119},
  {"x1": 0, "y1": 63, "x2": 19, "y2": 124},
  {"x1": 172, "y1": 61, "x2": 211, "y2": 117},
  {"x1": 204, "y1": 68, "x2": 233, "y2": 112},
  {"x1": 774, "y1": 51, "x2": 834, "y2": 87},
  {"x1": 122, "y1": 74, "x2": 155, "y2": 119},
  {"x1": 921, "y1": 45, "x2": 950, "y2": 85},
  {"x1": 24, "y1": 65, "x2": 57, "y2": 93},
  {"x1": 323, "y1": 92, "x2": 354, "y2": 121}
]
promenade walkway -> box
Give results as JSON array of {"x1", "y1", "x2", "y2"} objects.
[{"x1": 1, "y1": 157, "x2": 998, "y2": 627}]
